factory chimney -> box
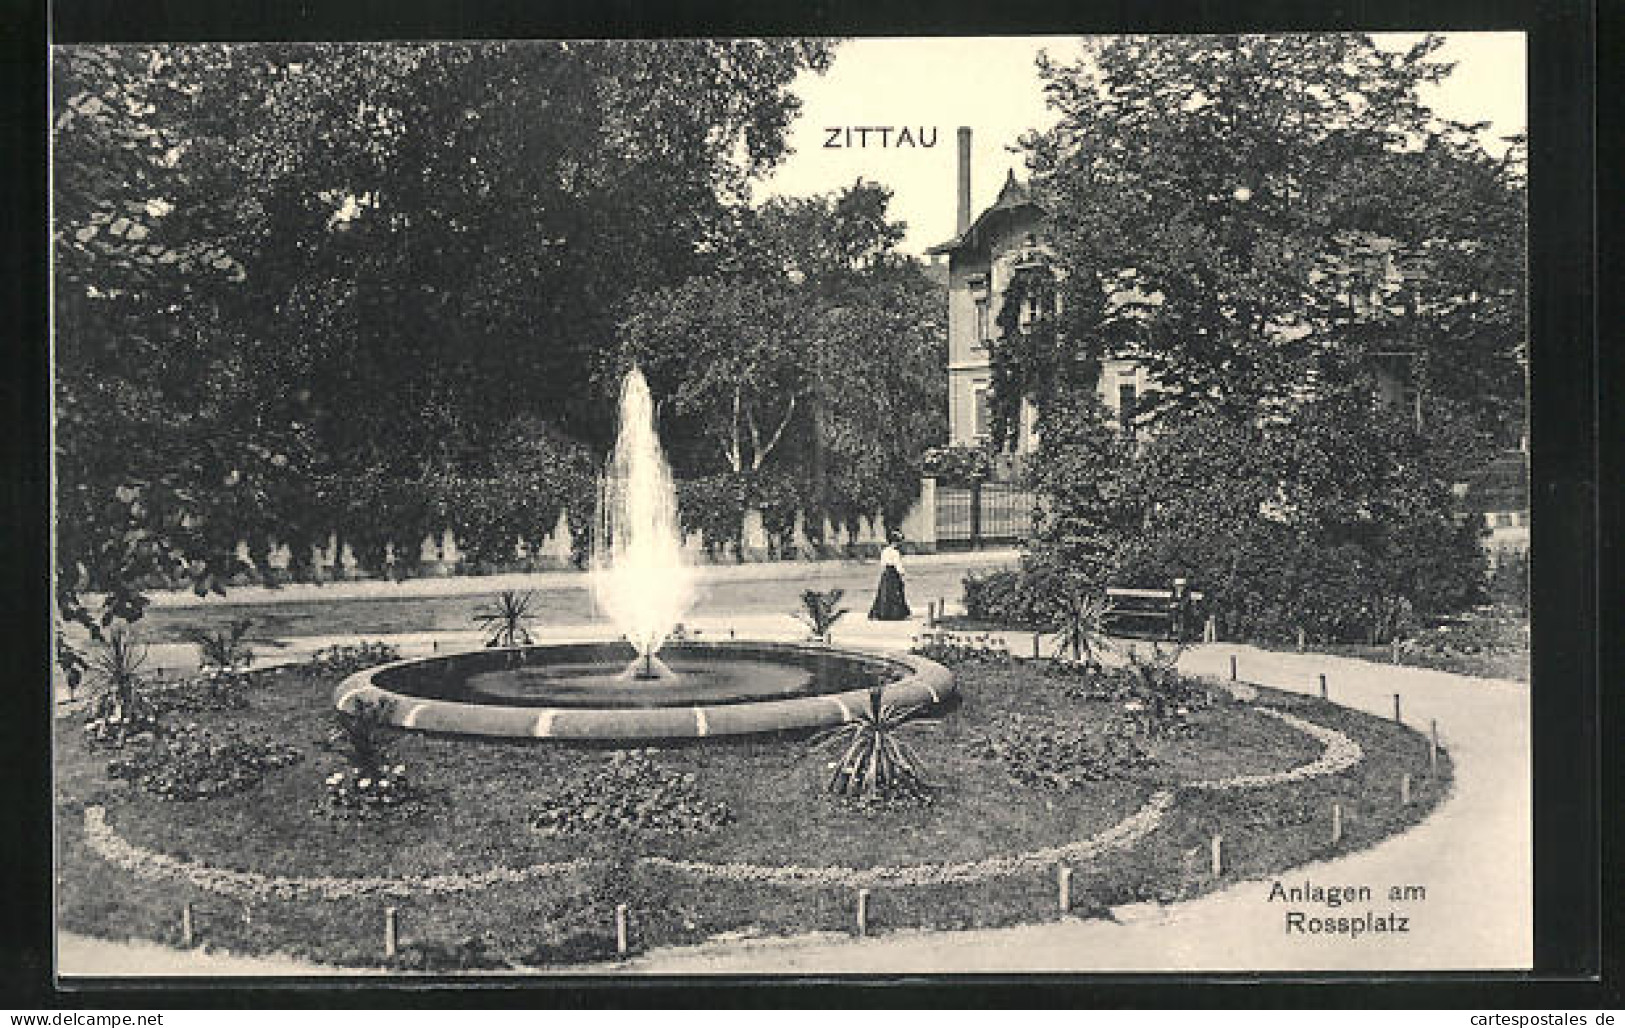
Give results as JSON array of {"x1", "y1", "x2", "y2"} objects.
[{"x1": 956, "y1": 126, "x2": 972, "y2": 235}]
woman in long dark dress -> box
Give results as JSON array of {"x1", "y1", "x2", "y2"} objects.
[{"x1": 868, "y1": 533, "x2": 911, "y2": 621}]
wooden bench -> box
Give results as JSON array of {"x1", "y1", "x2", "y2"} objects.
[{"x1": 1102, "y1": 585, "x2": 1203, "y2": 641}]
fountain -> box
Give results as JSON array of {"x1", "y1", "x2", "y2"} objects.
[
  {"x1": 332, "y1": 367, "x2": 953, "y2": 740},
  {"x1": 591, "y1": 367, "x2": 694, "y2": 679}
]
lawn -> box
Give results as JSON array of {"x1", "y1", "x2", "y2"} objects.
[{"x1": 55, "y1": 651, "x2": 1451, "y2": 971}]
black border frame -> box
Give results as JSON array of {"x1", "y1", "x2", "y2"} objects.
[{"x1": 4, "y1": 0, "x2": 1606, "y2": 1008}]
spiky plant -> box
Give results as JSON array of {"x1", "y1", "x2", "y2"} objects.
[
  {"x1": 91, "y1": 625, "x2": 150, "y2": 720},
  {"x1": 181, "y1": 617, "x2": 255, "y2": 671},
  {"x1": 793, "y1": 588, "x2": 848, "y2": 642},
  {"x1": 327, "y1": 696, "x2": 398, "y2": 777},
  {"x1": 474, "y1": 590, "x2": 537, "y2": 650},
  {"x1": 814, "y1": 687, "x2": 939, "y2": 799},
  {"x1": 1053, "y1": 590, "x2": 1111, "y2": 666}
]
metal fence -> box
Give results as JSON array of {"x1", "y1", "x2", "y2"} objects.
[{"x1": 935, "y1": 483, "x2": 1036, "y2": 547}]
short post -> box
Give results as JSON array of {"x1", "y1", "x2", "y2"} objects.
[
  {"x1": 180, "y1": 902, "x2": 195, "y2": 948},
  {"x1": 927, "y1": 600, "x2": 937, "y2": 625},
  {"x1": 1210, "y1": 834, "x2": 1223, "y2": 876},
  {"x1": 1331, "y1": 803, "x2": 1343, "y2": 845},
  {"x1": 729, "y1": 627, "x2": 736, "y2": 640},
  {"x1": 856, "y1": 888, "x2": 871, "y2": 936},
  {"x1": 1429, "y1": 719, "x2": 1440, "y2": 772},
  {"x1": 1032, "y1": 632, "x2": 1042, "y2": 660},
  {"x1": 432, "y1": 639, "x2": 439, "y2": 653},
  {"x1": 1204, "y1": 615, "x2": 1217, "y2": 643},
  {"x1": 383, "y1": 906, "x2": 398, "y2": 959},
  {"x1": 614, "y1": 903, "x2": 629, "y2": 956},
  {"x1": 1391, "y1": 637, "x2": 1401, "y2": 664},
  {"x1": 1393, "y1": 693, "x2": 1402, "y2": 724},
  {"x1": 1057, "y1": 865, "x2": 1072, "y2": 915},
  {"x1": 1296, "y1": 627, "x2": 1306, "y2": 652},
  {"x1": 1229, "y1": 654, "x2": 1238, "y2": 681},
  {"x1": 1318, "y1": 673, "x2": 1328, "y2": 701},
  {"x1": 1400, "y1": 773, "x2": 1412, "y2": 806},
  {"x1": 938, "y1": 597, "x2": 945, "y2": 621}
]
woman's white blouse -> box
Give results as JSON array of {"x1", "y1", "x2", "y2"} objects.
[{"x1": 881, "y1": 545, "x2": 903, "y2": 569}]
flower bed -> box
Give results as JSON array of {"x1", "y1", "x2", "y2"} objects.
[
  {"x1": 530, "y1": 749, "x2": 734, "y2": 838},
  {"x1": 106, "y1": 725, "x2": 302, "y2": 801},
  {"x1": 147, "y1": 669, "x2": 253, "y2": 715},
  {"x1": 81, "y1": 704, "x2": 161, "y2": 751},
  {"x1": 323, "y1": 763, "x2": 417, "y2": 817},
  {"x1": 305, "y1": 641, "x2": 402, "y2": 679},
  {"x1": 978, "y1": 715, "x2": 1157, "y2": 788}
]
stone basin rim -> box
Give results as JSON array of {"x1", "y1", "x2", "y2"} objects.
[{"x1": 331, "y1": 639, "x2": 956, "y2": 740}]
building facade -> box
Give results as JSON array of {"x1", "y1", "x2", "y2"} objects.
[{"x1": 928, "y1": 130, "x2": 1150, "y2": 479}]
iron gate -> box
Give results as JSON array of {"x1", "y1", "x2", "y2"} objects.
[{"x1": 935, "y1": 483, "x2": 1035, "y2": 547}]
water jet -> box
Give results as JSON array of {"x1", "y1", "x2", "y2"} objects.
[{"x1": 333, "y1": 366, "x2": 953, "y2": 740}]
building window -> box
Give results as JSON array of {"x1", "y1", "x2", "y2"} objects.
[
  {"x1": 973, "y1": 384, "x2": 991, "y2": 441},
  {"x1": 974, "y1": 297, "x2": 990, "y2": 347}
]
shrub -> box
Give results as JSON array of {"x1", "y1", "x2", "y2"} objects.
[
  {"x1": 792, "y1": 588, "x2": 848, "y2": 642},
  {"x1": 180, "y1": 617, "x2": 255, "y2": 671},
  {"x1": 909, "y1": 629, "x2": 1012, "y2": 669},
  {"x1": 1399, "y1": 611, "x2": 1529, "y2": 662},
  {"x1": 1014, "y1": 396, "x2": 1489, "y2": 646},
  {"x1": 961, "y1": 561, "x2": 1081, "y2": 630},
  {"x1": 106, "y1": 725, "x2": 301, "y2": 801},
  {"x1": 921, "y1": 444, "x2": 993, "y2": 486},
  {"x1": 1113, "y1": 645, "x2": 1215, "y2": 739},
  {"x1": 326, "y1": 696, "x2": 399, "y2": 777},
  {"x1": 529, "y1": 749, "x2": 733, "y2": 837},
  {"x1": 813, "y1": 687, "x2": 938, "y2": 802},
  {"x1": 1487, "y1": 550, "x2": 1529, "y2": 615},
  {"x1": 305, "y1": 641, "x2": 402, "y2": 679}
]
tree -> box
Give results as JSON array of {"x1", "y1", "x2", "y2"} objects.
[
  {"x1": 1022, "y1": 34, "x2": 1525, "y2": 438},
  {"x1": 1023, "y1": 386, "x2": 1138, "y2": 592},
  {"x1": 52, "y1": 40, "x2": 834, "y2": 672},
  {"x1": 1111, "y1": 396, "x2": 1485, "y2": 643},
  {"x1": 982, "y1": 34, "x2": 1516, "y2": 642},
  {"x1": 615, "y1": 180, "x2": 946, "y2": 540},
  {"x1": 619, "y1": 276, "x2": 811, "y2": 478}
]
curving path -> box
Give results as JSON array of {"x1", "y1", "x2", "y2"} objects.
[{"x1": 612, "y1": 641, "x2": 1532, "y2": 973}]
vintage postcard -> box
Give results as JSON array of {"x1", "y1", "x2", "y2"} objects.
[{"x1": 50, "y1": 32, "x2": 1535, "y2": 977}]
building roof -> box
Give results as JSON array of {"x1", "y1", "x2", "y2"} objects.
[{"x1": 926, "y1": 170, "x2": 1041, "y2": 257}]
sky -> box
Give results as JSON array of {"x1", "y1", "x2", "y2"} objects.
[{"x1": 757, "y1": 34, "x2": 1527, "y2": 256}]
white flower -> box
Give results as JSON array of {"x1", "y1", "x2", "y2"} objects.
[
  {"x1": 326, "y1": 773, "x2": 344, "y2": 784},
  {"x1": 358, "y1": 779, "x2": 372, "y2": 789}
]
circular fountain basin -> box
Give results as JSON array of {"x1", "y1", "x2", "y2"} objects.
[{"x1": 332, "y1": 640, "x2": 955, "y2": 740}]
